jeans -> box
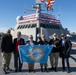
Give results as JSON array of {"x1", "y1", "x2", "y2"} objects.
[{"x1": 62, "y1": 52, "x2": 70, "y2": 70}]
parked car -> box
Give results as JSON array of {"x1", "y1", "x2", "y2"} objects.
[
  {"x1": 71, "y1": 41, "x2": 76, "y2": 47},
  {"x1": 67, "y1": 36, "x2": 76, "y2": 47}
]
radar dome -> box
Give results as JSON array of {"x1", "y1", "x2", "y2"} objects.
[{"x1": 16, "y1": 16, "x2": 24, "y2": 22}]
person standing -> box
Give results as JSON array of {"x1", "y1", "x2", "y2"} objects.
[
  {"x1": 13, "y1": 32, "x2": 25, "y2": 72},
  {"x1": 26, "y1": 35, "x2": 36, "y2": 72},
  {"x1": 38, "y1": 35, "x2": 48, "y2": 72},
  {"x1": 59, "y1": 34, "x2": 72, "y2": 73},
  {"x1": 1, "y1": 29, "x2": 13, "y2": 74},
  {"x1": 49, "y1": 33, "x2": 60, "y2": 72},
  {"x1": 0, "y1": 34, "x2": 2, "y2": 50}
]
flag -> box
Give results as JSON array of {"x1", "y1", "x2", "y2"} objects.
[
  {"x1": 40, "y1": 0, "x2": 45, "y2": 2},
  {"x1": 46, "y1": 0, "x2": 51, "y2": 6},
  {"x1": 18, "y1": 45, "x2": 53, "y2": 64},
  {"x1": 50, "y1": 0, "x2": 55, "y2": 3},
  {"x1": 46, "y1": 1, "x2": 50, "y2": 6},
  {"x1": 47, "y1": 5, "x2": 53, "y2": 10},
  {"x1": 46, "y1": 0, "x2": 51, "y2": 2},
  {"x1": 46, "y1": 0, "x2": 55, "y2": 3},
  {"x1": 46, "y1": 0, "x2": 55, "y2": 11}
]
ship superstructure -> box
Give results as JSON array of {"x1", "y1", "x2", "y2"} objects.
[{"x1": 11, "y1": 0, "x2": 66, "y2": 41}]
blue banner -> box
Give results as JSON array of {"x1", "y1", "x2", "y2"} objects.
[{"x1": 18, "y1": 45, "x2": 53, "y2": 64}]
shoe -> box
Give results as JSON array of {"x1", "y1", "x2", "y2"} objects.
[
  {"x1": 7, "y1": 67, "x2": 12, "y2": 71},
  {"x1": 46, "y1": 69, "x2": 48, "y2": 72},
  {"x1": 28, "y1": 70, "x2": 31, "y2": 73},
  {"x1": 67, "y1": 70, "x2": 70, "y2": 73},
  {"x1": 28, "y1": 70, "x2": 35, "y2": 73},
  {"x1": 62, "y1": 68, "x2": 65, "y2": 72},
  {"x1": 55, "y1": 67, "x2": 57, "y2": 72},
  {"x1": 15, "y1": 69, "x2": 18, "y2": 72},
  {"x1": 62, "y1": 70, "x2": 65, "y2": 72},
  {"x1": 19, "y1": 69, "x2": 22, "y2": 72},
  {"x1": 45, "y1": 67, "x2": 48, "y2": 72},
  {"x1": 2, "y1": 69, "x2": 7, "y2": 74},
  {"x1": 33, "y1": 70, "x2": 35, "y2": 73},
  {"x1": 62, "y1": 69, "x2": 65, "y2": 72},
  {"x1": 49, "y1": 67, "x2": 55, "y2": 70},
  {"x1": 41, "y1": 68, "x2": 43, "y2": 72},
  {"x1": 28, "y1": 70, "x2": 30, "y2": 73},
  {"x1": 67, "y1": 69, "x2": 70, "y2": 73}
]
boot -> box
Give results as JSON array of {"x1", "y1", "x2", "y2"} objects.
[
  {"x1": 55, "y1": 67, "x2": 57, "y2": 72},
  {"x1": 41, "y1": 67, "x2": 43, "y2": 72},
  {"x1": 49, "y1": 66, "x2": 54, "y2": 70},
  {"x1": 6, "y1": 67, "x2": 12, "y2": 71},
  {"x1": 2, "y1": 69, "x2": 7, "y2": 74},
  {"x1": 15, "y1": 69, "x2": 18, "y2": 72},
  {"x1": 45, "y1": 67, "x2": 48, "y2": 72}
]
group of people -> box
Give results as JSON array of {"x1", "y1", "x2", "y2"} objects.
[{"x1": 1, "y1": 29, "x2": 72, "y2": 74}]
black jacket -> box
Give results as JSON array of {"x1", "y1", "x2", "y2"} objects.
[
  {"x1": 59, "y1": 39, "x2": 72, "y2": 57},
  {"x1": 1, "y1": 34, "x2": 13, "y2": 53},
  {"x1": 49, "y1": 38, "x2": 60, "y2": 53},
  {"x1": 38, "y1": 40, "x2": 48, "y2": 45},
  {"x1": 13, "y1": 38, "x2": 25, "y2": 52},
  {"x1": 26, "y1": 40, "x2": 37, "y2": 45}
]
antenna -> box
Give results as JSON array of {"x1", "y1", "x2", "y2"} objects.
[
  {"x1": 24, "y1": 0, "x2": 46, "y2": 14},
  {"x1": 56, "y1": 8, "x2": 61, "y2": 20},
  {"x1": 36, "y1": 0, "x2": 42, "y2": 4}
]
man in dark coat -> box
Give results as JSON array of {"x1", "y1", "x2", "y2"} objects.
[
  {"x1": 13, "y1": 32, "x2": 25, "y2": 72},
  {"x1": 59, "y1": 34, "x2": 72, "y2": 73},
  {"x1": 49, "y1": 33, "x2": 60, "y2": 72},
  {"x1": 1, "y1": 29, "x2": 13, "y2": 74},
  {"x1": 26, "y1": 35, "x2": 36, "y2": 72}
]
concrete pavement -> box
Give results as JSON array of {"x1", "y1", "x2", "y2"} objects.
[{"x1": 0, "y1": 47, "x2": 76, "y2": 75}]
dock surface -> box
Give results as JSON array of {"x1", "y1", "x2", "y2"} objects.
[{"x1": 0, "y1": 47, "x2": 76, "y2": 75}]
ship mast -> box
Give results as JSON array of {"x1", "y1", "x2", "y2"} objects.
[
  {"x1": 24, "y1": 1, "x2": 44, "y2": 38},
  {"x1": 32, "y1": 3, "x2": 42, "y2": 39},
  {"x1": 24, "y1": 1, "x2": 43, "y2": 17}
]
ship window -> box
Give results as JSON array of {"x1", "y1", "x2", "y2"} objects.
[
  {"x1": 54, "y1": 25, "x2": 57, "y2": 29},
  {"x1": 19, "y1": 25, "x2": 22, "y2": 29},
  {"x1": 49, "y1": 24, "x2": 60, "y2": 29},
  {"x1": 31, "y1": 24, "x2": 36, "y2": 28},
  {"x1": 50, "y1": 24, "x2": 55, "y2": 29},
  {"x1": 56, "y1": 25, "x2": 60, "y2": 29},
  {"x1": 55, "y1": 25, "x2": 58, "y2": 29},
  {"x1": 50, "y1": 24, "x2": 52, "y2": 28},
  {"x1": 55, "y1": 25, "x2": 57, "y2": 29},
  {"x1": 22, "y1": 25, "x2": 25, "y2": 29},
  {"x1": 56, "y1": 25, "x2": 59, "y2": 29},
  {"x1": 46, "y1": 24, "x2": 50, "y2": 28},
  {"x1": 40, "y1": 24, "x2": 46, "y2": 28},
  {"x1": 20, "y1": 25, "x2": 24, "y2": 29},
  {"x1": 17, "y1": 25, "x2": 23, "y2": 29},
  {"x1": 58, "y1": 26, "x2": 60, "y2": 29},
  {"x1": 25, "y1": 24, "x2": 28, "y2": 28},
  {"x1": 19, "y1": 25, "x2": 23, "y2": 29},
  {"x1": 17, "y1": 25, "x2": 21, "y2": 29},
  {"x1": 52, "y1": 25, "x2": 55, "y2": 29},
  {"x1": 28, "y1": 24, "x2": 31, "y2": 28}
]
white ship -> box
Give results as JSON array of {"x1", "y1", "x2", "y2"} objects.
[{"x1": 11, "y1": 0, "x2": 68, "y2": 41}]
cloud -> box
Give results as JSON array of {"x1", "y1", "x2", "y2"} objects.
[{"x1": 0, "y1": 26, "x2": 8, "y2": 33}]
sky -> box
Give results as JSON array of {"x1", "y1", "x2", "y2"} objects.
[{"x1": 0, "y1": 0, "x2": 76, "y2": 32}]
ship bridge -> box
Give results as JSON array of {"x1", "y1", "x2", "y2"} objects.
[{"x1": 11, "y1": 0, "x2": 65, "y2": 41}]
